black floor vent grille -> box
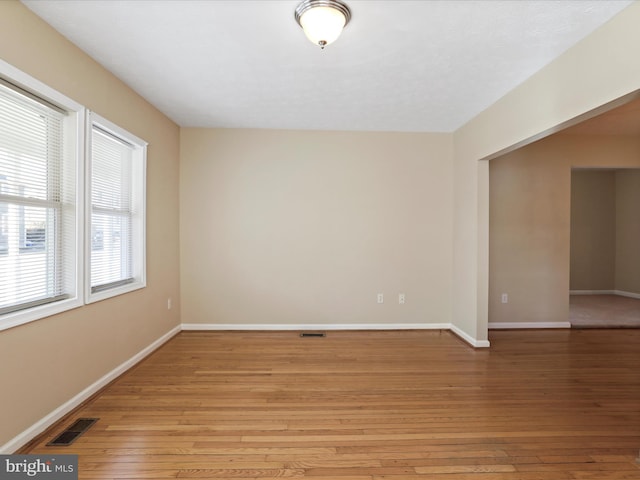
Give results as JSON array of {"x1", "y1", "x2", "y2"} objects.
[
  {"x1": 300, "y1": 332, "x2": 326, "y2": 337},
  {"x1": 47, "y1": 418, "x2": 99, "y2": 446}
]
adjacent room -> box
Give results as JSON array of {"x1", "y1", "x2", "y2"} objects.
[
  {"x1": 1, "y1": 1, "x2": 639, "y2": 478},
  {"x1": 570, "y1": 167, "x2": 640, "y2": 328},
  {"x1": 489, "y1": 102, "x2": 640, "y2": 329}
]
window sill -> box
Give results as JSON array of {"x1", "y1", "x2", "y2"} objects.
[
  {"x1": 0, "y1": 296, "x2": 83, "y2": 332},
  {"x1": 85, "y1": 280, "x2": 146, "y2": 304}
]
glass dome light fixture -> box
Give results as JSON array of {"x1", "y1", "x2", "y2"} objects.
[{"x1": 295, "y1": 0, "x2": 352, "y2": 49}]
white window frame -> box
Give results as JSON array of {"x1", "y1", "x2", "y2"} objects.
[
  {"x1": 0, "y1": 59, "x2": 85, "y2": 332},
  {"x1": 85, "y1": 112, "x2": 147, "y2": 303}
]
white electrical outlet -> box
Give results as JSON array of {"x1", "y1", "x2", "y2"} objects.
[
  {"x1": 399, "y1": 293, "x2": 405, "y2": 304},
  {"x1": 501, "y1": 293, "x2": 508, "y2": 304},
  {"x1": 167, "y1": 297, "x2": 172, "y2": 310},
  {"x1": 377, "y1": 293, "x2": 384, "y2": 304}
]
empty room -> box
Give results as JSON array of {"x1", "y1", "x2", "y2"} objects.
[{"x1": 1, "y1": 1, "x2": 639, "y2": 479}]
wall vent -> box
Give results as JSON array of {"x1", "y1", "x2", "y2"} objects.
[
  {"x1": 300, "y1": 332, "x2": 326, "y2": 338},
  {"x1": 47, "y1": 418, "x2": 99, "y2": 446}
]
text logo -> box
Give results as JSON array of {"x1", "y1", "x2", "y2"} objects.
[{"x1": 0, "y1": 455, "x2": 77, "y2": 480}]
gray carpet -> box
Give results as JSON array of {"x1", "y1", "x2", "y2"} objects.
[{"x1": 570, "y1": 294, "x2": 640, "y2": 328}]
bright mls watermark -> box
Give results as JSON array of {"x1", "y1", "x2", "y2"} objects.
[{"x1": 0, "y1": 455, "x2": 77, "y2": 479}]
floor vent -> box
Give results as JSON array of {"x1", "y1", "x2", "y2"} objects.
[
  {"x1": 300, "y1": 332, "x2": 326, "y2": 338},
  {"x1": 47, "y1": 418, "x2": 99, "y2": 446}
]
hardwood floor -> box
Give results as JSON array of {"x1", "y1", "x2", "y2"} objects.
[{"x1": 24, "y1": 329, "x2": 640, "y2": 479}]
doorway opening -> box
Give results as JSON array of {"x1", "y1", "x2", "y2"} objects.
[{"x1": 569, "y1": 168, "x2": 640, "y2": 328}]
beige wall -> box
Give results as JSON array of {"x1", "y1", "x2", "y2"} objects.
[
  {"x1": 0, "y1": 2, "x2": 180, "y2": 448},
  {"x1": 180, "y1": 128, "x2": 453, "y2": 327},
  {"x1": 454, "y1": 3, "x2": 640, "y2": 340},
  {"x1": 489, "y1": 135, "x2": 640, "y2": 325},
  {"x1": 570, "y1": 170, "x2": 616, "y2": 291},
  {"x1": 615, "y1": 169, "x2": 640, "y2": 294}
]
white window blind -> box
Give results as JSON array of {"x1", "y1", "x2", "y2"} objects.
[
  {"x1": 90, "y1": 128, "x2": 133, "y2": 292},
  {"x1": 0, "y1": 81, "x2": 74, "y2": 315},
  {"x1": 88, "y1": 115, "x2": 146, "y2": 300}
]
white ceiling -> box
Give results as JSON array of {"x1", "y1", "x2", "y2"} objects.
[{"x1": 22, "y1": 0, "x2": 633, "y2": 132}]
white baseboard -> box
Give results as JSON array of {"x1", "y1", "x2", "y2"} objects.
[
  {"x1": 570, "y1": 290, "x2": 615, "y2": 295},
  {"x1": 489, "y1": 322, "x2": 571, "y2": 329},
  {"x1": 449, "y1": 324, "x2": 491, "y2": 348},
  {"x1": 614, "y1": 290, "x2": 640, "y2": 300},
  {"x1": 570, "y1": 290, "x2": 640, "y2": 300},
  {"x1": 0, "y1": 325, "x2": 181, "y2": 454},
  {"x1": 182, "y1": 323, "x2": 491, "y2": 348},
  {"x1": 181, "y1": 322, "x2": 452, "y2": 331}
]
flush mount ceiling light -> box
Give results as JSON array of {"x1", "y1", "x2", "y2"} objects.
[{"x1": 295, "y1": 0, "x2": 352, "y2": 49}]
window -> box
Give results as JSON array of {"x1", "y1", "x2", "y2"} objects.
[
  {"x1": 86, "y1": 113, "x2": 146, "y2": 302},
  {"x1": 0, "y1": 60, "x2": 147, "y2": 331},
  {"x1": 0, "y1": 62, "x2": 83, "y2": 330}
]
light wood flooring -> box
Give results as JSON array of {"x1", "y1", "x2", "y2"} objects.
[
  {"x1": 24, "y1": 329, "x2": 640, "y2": 479},
  {"x1": 570, "y1": 294, "x2": 640, "y2": 328}
]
